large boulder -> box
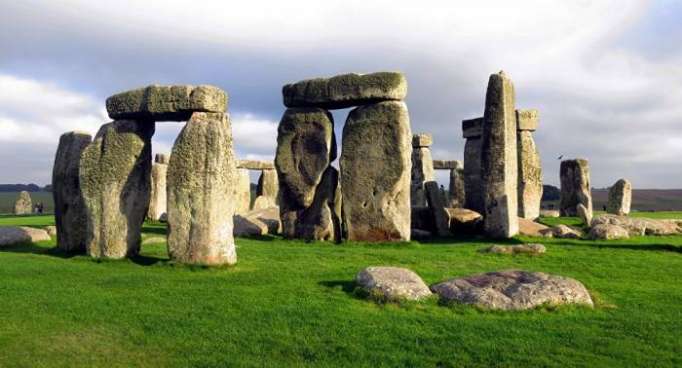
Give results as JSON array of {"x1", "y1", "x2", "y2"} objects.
[
  {"x1": 167, "y1": 112, "x2": 237, "y2": 265},
  {"x1": 52, "y1": 131, "x2": 92, "y2": 252},
  {"x1": 462, "y1": 118, "x2": 484, "y2": 213},
  {"x1": 607, "y1": 179, "x2": 632, "y2": 216},
  {"x1": 147, "y1": 162, "x2": 168, "y2": 221},
  {"x1": 540, "y1": 224, "x2": 583, "y2": 239},
  {"x1": 588, "y1": 224, "x2": 629, "y2": 240},
  {"x1": 80, "y1": 120, "x2": 154, "y2": 259},
  {"x1": 518, "y1": 217, "x2": 550, "y2": 237},
  {"x1": 560, "y1": 159, "x2": 592, "y2": 217},
  {"x1": 356, "y1": 266, "x2": 432, "y2": 301},
  {"x1": 0, "y1": 226, "x2": 50, "y2": 246},
  {"x1": 106, "y1": 85, "x2": 227, "y2": 121},
  {"x1": 234, "y1": 207, "x2": 281, "y2": 237},
  {"x1": 431, "y1": 270, "x2": 593, "y2": 310},
  {"x1": 341, "y1": 101, "x2": 411, "y2": 241},
  {"x1": 283, "y1": 72, "x2": 407, "y2": 109},
  {"x1": 516, "y1": 109, "x2": 542, "y2": 220},
  {"x1": 13, "y1": 191, "x2": 32, "y2": 215},
  {"x1": 591, "y1": 214, "x2": 680, "y2": 236},
  {"x1": 446, "y1": 208, "x2": 483, "y2": 233},
  {"x1": 480, "y1": 71, "x2": 519, "y2": 238}
]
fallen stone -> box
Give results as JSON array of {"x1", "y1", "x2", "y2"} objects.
[
  {"x1": 106, "y1": 85, "x2": 227, "y2": 121},
  {"x1": 167, "y1": 112, "x2": 237, "y2": 265},
  {"x1": 483, "y1": 243, "x2": 546, "y2": 255},
  {"x1": 591, "y1": 214, "x2": 680, "y2": 236},
  {"x1": 246, "y1": 206, "x2": 281, "y2": 235},
  {"x1": 283, "y1": 72, "x2": 407, "y2": 109},
  {"x1": 589, "y1": 224, "x2": 629, "y2": 240},
  {"x1": 540, "y1": 210, "x2": 560, "y2": 218},
  {"x1": 0, "y1": 226, "x2": 51, "y2": 246},
  {"x1": 446, "y1": 208, "x2": 483, "y2": 233},
  {"x1": 518, "y1": 217, "x2": 550, "y2": 237},
  {"x1": 341, "y1": 101, "x2": 411, "y2": 241},
  {"x1": 607, "y1": 179, "x2": 632, "y2": 216},
  {"x1": 560, "y1": 159, "x2": 592, "y2": 218},
  {"x1": 539, "y1": 224, "x2": 583, "y2": 239},
  {"x1": 234, "y1": 214, "x2": 269, "y2": 236},
  {"x1": 52, "y1": 131, "x2": 91, "y2": 252},
  {"x1": 356, "y1": 266, "x2": 432, "y2": 301},
  {"x1": 80, "y1": 120, "x2": 154, "y2": 259},
  {"x1": 430, "y1": 270, "x2": 593, "y2": 310},
  {"x1": 13, "y1": 191, "x2": 32, "y2": 215},
  {"x1": 44, "y1": 226, "x2": 57, "y2": 237},
  {"x1": 236, "y1": 160, "x2": 275, "y2": 170}
]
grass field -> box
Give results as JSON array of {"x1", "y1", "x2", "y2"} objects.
[
  {"x1": 0, "y1": 192, "x2": 54, "y2": 214},
  {"x1": 1, "y1": 215, "x2": 681, "y2": 367}
]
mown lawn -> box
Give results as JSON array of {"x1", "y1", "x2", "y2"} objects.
[{"x1": 1, "y1": 215, "x2": 681, "y2": 367}]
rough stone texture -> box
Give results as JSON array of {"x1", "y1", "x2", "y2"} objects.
[
  {"x1": 256, "y1": 169, "x2": 279, "y2": 203},
  {"x1": 0, "y1": 226, "x2": 50, "y2": 246},
  {"x1": 483, "y1": 244, "x2": 546, "y2": 255},
  {"x1": 252, "y1": 195, "x2": 276, "y2": 211},
  {"x1": 45, "y1": 226, "x2": 57, "y2": 237},
  {"x1": 431, "y1": 270, "x2": 593, "y2": 310},
  {"x1": 480, "y1": 71, "x2": 519, "y2": 238},
  {"x1": 448, "y1": 161, "x2": 465, "y2": 208},
  {"x1": 13, "y1": 191, "x2": 32, "y2": 215},
  {"x1": 518, "y1": 217, "x2": 550, "y2": 237},
  {"x1": 540, "y1": 210, "x2": 560, "y2": 218},
  {"x1": 560, "y1": 159, "x2": 592, "y2": 218},
  {"x1": 80, "y1": 120, "x2": 154, "y2": 259},
  {"x1": 607, "y1": 179, "x2": 632, "y2": 216},
  {"x1": 589, "y1": 224, "x2": 630, "y2": 240},
  {"x1": 591, "y1": 214, "x2": 681, "y2": 236},
  {"x1": 412, "y1": 133, "x2": 432, "y2": 148},
  {"x1": 147, "y1": 163, "x2": 168, "y2": 221},
  {"x1": 577, "y1": 203, "x2": 592, "y2": 226},
  {"x1": 341, "y1": 101, "x2": 412, "y2": 242},
  {"x1": 52, "y1": 131, "x2": 91, "y2": 252},
  {"x1": 236, "y1": 160, "x2": 275, "y2": 170},
  {"x1": 446, "y1": 208, "x2": 483, "y2": 233},
  {"x1": 167, "y1": 112, "x2": 237, "y2": 266},
  {"x1": 106, "y1": 85, "x2": 227, "y2": 121},
  {"x1": 234, "y1": 169, "x2": 251, "y2": 215},
  {"x1": 517, "y1": 110, "x2": 542, "y2": 219},
  {"x1": 283, "y1": 72, "x2": 407, "y2": 110},
  {"x1": 462, "y1": 117, "x2": 483, "y2": 139},
  {"x1": 234, "y1": 207, "x2": 281, "y2": 236},
  {"x1": 540, "y1": 224, "x2": 583, "y2": 239},
  {"x1": 155, "y1": 153, "x2": 170, "y2": 164},
  {"x1": 356, "y1": 266, "x2": 432, "y2": 301},
  {"x1": 424, "y1": 181, "x2": 450, "y2": 237},
  {"x1": 411, "y1": 145, "x2": 435, "y2": 207},
  {"x1": 432, "y1": 160, "x2": 459, "y2": 170}
]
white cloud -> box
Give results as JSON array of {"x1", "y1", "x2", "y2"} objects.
[{"x1": 231, "y1": 113, "x2": 278, "y2": 156}]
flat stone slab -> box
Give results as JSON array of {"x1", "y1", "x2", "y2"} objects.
[
  {"x1": 431, "y1": 270, "x2": 593, "y2": 310},
  {"x1": 106, "y1": 85, "x2": 227, "y2": 121},
  {"x1": 0, "y1": 226, "x2": 50, "y2": 246},
  {"x1": 483, "y1": 244, "x2": 546, "y2": 255},
  {"x1": 283, "y1": 72, "x2": 407, "y2": 109},
  {"x1": 540, "y1": 224, "x2": 583, "y2": 239},
  {"x1": 356, "y1": 266, "x2": 432, "y2": 301},
  {"x1": 516, "y1": 109, "x2": 539, "y2": 131},
  {"x1": 236, "y1": 159, "x2": 275, "y2": 170},
  {"x1": 432, "y1": 160, "x2": 461, "y2": 170}
]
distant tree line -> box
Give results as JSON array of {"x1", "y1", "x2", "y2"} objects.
[
  {"x1": 541, "y1": 185, "x2": 560, "y2": 201},
  {"x1": 0, "y1": 184, "x2": 51, "y2": 192}
]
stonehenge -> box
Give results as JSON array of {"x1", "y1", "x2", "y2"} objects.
[
  {"x1": 516, "y1": 109, "x2": 542, "y2": 219},
  {"x1": 147, "y1": 153, "x2": 168, "y2": 221},
  {"x1": 234, "y1": 169, "x2": 251, "y2": 215},
  {"x1": 448, "y1": 162, "x2": 465, "y2": 208},
  {"x1": 52, "y1": 131, "x2": 91, "y2": 252},
  {"x1": 560, "y1": 159, "x2": 592, "y2": 218},
  {"x1": 462, "y1": 117, "x2": 484, "y2": 214},
  {"x1": 13, "y1": 191, "x2": 32, "y2": 215},
  {"x1": 607, "y1": 179, "x2": 632, "y2": 216},
  {"x1": 411, "y1": 133, "x2": 435, "y2": 207}
]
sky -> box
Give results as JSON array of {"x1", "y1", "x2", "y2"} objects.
[{"x1": 1, "y1": 0, "x2": 681, "y2": 188}]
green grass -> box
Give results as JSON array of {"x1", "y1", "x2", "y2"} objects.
[
  {"x1": 0, "y1": 192, "x2": 54, "y2": 214},
  {"x1": 1, "y1": 215, "x2": 681, "y2": 367}
]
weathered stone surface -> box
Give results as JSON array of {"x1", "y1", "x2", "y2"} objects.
[
  {"x1": 106, "y1": 85, "x2": 227, "y2": 121},
  {"x1": 607, "y1": 179, "x2": 632, "y2": 216},
  {"x1": 234, "y1": 169, "x2": 251, "y2": 215},
  {"x1": 52, "y1": 131, "x2": 91, "y2": 252},
  {"x1": 411, "y1": 145, "x2": 435, "y2": 207},
  {"x1": 517, "y1": 122, "x2": 542, "y2": 219},
  {"x1": 283, "y1": 72, "x2": 407, "y2": 109},
  {"x1": 45, "y1": 225, "x2": 57, "y2": 237},
  {"x1": 256, "y1": 169, "x2": 279, "y2": 203},
  {"x1": 589, "y1": 224, "x2": 629, "y2": 240},
  {"x1": 591, "y1": 214, "x2": 680, "y2": 236},
  {"x1": 236, "y1": 160, "x2": 275, "y2": 170},
  {"x1": 147, "y1": 163, "x2": 168, "y2": 221},
  {"x1": 412, "y1": 133, "x2": 432, "y2": 148},
  {"x1": 516, "y1": 109, "x2": 538, "y2": 131},
  {"x1": 483, "y1": 243, "x2": 546, "y2": 255},
  {"x1": 462, "y1": 117, "x2": 483, "y2": 139},
  {"x1": 424, "y1": 181, "x2": 450, "y2": 237},
  {"x1": 341, "y1": 101, "x2": 412, "y2": 241},
  {"x1": 481, "y1": 71, "x2": 519, "y2": 238},
  {"x1": 155, "y1": 153, "x2": 170, "y2": 164},
  {"x1": 577, "y1": 203, "x2": 592, "y2": 226},
  {"x1": 80, "y1": 120, "x2": 153, "y2": 259},
  {"x1": 252, "y1": 195, "x2": 276, "y2": 211},
  {"x1": 448, "y1": 161, "x2": 465, "y2": 208},
  {"x1": 540, "y1": 209, "x2": 560, "y2": 218},
  {"x1": 518, "y1": 217, "x2": 550, "y2": 237},
  {"x1": 560, "y1": 159, "x2": 592, "y2": 218},
  {"x1": 463, "y1": 134, "x2": 484, "y2": 213},
  {"x1": 431, "y1": 270, "x2": 593, "y2": 310},
  {"x1": 13, "y1": 191, "x2": 32, "y2": 215},
  {"x1": 234, "y1": 207, "x2": 281, "y2": 236},
  {"x1": 356, "y1": 266, "x2": 432, "y2": 301},
  {"x1": 540, "y1": 224, "x2": 583, "y2": 239},
  {"x1": 432, "y1": 160, "x2": 460, "y2": 170},
  {"x1": 0, "y1": 226, "x2": 50, "y2": 246},
  {"x1": 167, "y1": 112, "x2": 237, "y2": 265},
  {"x1": 446, "y1": 208, "x2": 483, "y2": 233}
]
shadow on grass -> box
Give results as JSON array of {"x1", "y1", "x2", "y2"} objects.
[
  {"x1": 417, "y1": 234, "x2": 525, "y2": 246},
  {"x1": 0, "y1": 243, "x2": 80, "y2": 259},
  {"x1": 129, "y1": 253, "x2": 166, "y2": 266},
  {"x1": 142, "y1": 224, "x2": 168, "y2": 236},
  {"x1": 559, "y1": 240, "x2": 682, "y2": 254}
]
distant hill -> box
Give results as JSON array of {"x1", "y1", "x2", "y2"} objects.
[
  {"x1": 592, "y1": 189, "x2": 682, "y2": 212},
  {"x1": 0, "y1": 184, "x2": 48, "y2": 192}
]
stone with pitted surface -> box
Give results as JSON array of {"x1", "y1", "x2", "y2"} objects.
[
  {"x1": 517, "y1": 110, "x2": 542, "y2": 219},
  {"x1": 560, "y1": 159, "x2": 592, "y2": 218},
  {"x1": 540, "y1": 224, "x2": 583, "y2": 239},
  {"x1": 0, "y1": 226, "x2": 51, "y2": 246},
  {"x1": 607, "y1": 179, "x2": 632, "y2": 216},
  {"x1": 591, "y1": 214, "x2": 680, "y2": 236},
  {"x1": 588, "y1": 224, "x2": 629, "y2": 240},
  {"x1": 356, "y1": 266, "x2": 432, "y2": 301},
  {"x1": 13, "y1": 191, "x2": 32, "y2": 215}
]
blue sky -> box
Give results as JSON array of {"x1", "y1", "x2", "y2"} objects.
[{"x1": 1, "y1": 0, "x2": 681, "y2": 188}]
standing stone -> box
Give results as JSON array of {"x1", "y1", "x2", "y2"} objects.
[
  {"x1": 462, "y1": 117, "x2": 484, "y2": 213},
  {"x1": 411, "y1": 133, "x2": 435, "y2": 207},
  {"x1": 80, "y1": 120, "x2": 154, "y2": 259},
  {"x1": 516, "y1": 109, "x2": 542, "y2": 219},
  {"x1": 167, "y1": 112, "x2": 237, "y2": 265},
  {"x1": 294, "y1": 166, "x2": 342, "y2": 242},
  {"x1": 341, "y1": 101, "x2": 411, "y2": 241},
  {"x1": 52, "y1": 131, "x2": 91, "y2": 252},
  {"x1": 607, "y1": 179, "x2": 632, "y2": 216},
  {"x1": 234, "y1": 169, "x2": 251, "y2": 215},
  {"x1": 424, "y1": 181, "x2": 450, "y2": 237},
  {"x1": 275, "y1": 107, "x2": 337, "y2": 239},
  {"x1": 480, "y1": 71, "x2": 518, "y2": 238},
  {"x1": 448, "y1": 160, "x2": 465, "y2": 208},
  {"x1": 559, "y1": 159, "x2": 592, "y2": 218},
  {"x1": 13, "y1": 191, "x2": 32, "y2": 215},
  {"x1": 147, "y1": 162, "x2": 167, "y2": 221},
  {"x1": 256, "y1": 169, "x2": 279, "y2": 204},
  {"x1": 155, "y1": 153, "x2": 170, "y2": 164},
  {"x1": 577, "y1": 203, "x2": 592, "y2": 227}
]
